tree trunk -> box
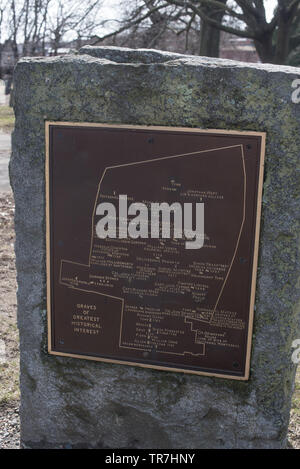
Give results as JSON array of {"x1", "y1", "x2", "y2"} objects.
[
  {"x1": 255, "y1": 24, "x2": 291, "y2": 65},
  {"x1": 273, "y1": 9, "x2": 295, "y2": 64},
  {"x1": 12, "y1": 40, "x2": 19, "y2": 62},
  {"x1": 199, "y1": 0, "x2": 227, "y2": 57},
  {"x1": 254, "y1": 4, "x2": 299, "y2": 64},
  {"x1": 199, "y1": 22, "x2": 221, "y2": 57}
]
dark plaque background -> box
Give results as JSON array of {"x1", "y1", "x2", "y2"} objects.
[{"x1": 46, "y1": 123, "x2": 265, "y2": 379}]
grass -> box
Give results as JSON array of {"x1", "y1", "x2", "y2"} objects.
[
  {"x1": 0, "y1": 322, "x2": 20, "y2": 406},
  {"x1": 0, "y1": 106, "x2": 15, "y2": 132},
  {"x1": 0, "y1": 361, "x2": 19, "y2": 405}
]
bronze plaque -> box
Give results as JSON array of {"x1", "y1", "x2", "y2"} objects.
[{"x1": 46, "y1": 122, "x2": 265, "y2": 380}]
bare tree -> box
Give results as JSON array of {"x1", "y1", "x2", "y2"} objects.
[
  {"x1": 8, "y1": 0, "x2": 23, "y2": 61},
  {"x1": 6, "y1": 0, "x2": 55, "y2": 58},
  {"x1": 166, "y1": 0, "x2": 300, "y2": 64},
  {"x1": 47, "y1": 0, "x2": 103, "y2": 55},
  {"x1": 1, "y1": 0, "x2": 104, "y2": 63},
  {"x1": 93, "y1": 0, "x2": 227, "y2": 57},
  {"x1": 21, "y1": 0, "x2": 52, "y2": 56},
  {"x1": 0, "y1": 2, "x2": 6, "y2": 71},
  {"x1": 198, "y1": 0, "x2": 227, "y2": 56},
  {"x1": 93, "y1": 0, "x2": 300, "y2": 65}
]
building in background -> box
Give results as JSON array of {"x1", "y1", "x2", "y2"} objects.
[{"x1": 220, "y1": 34, "x2": 260, "y2": 63}]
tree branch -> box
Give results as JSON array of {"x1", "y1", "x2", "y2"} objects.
[
  {"x1": 167, "y1": 0, "x2": 256, "y2": 38},
  {"x1": 91, "y1": 2, "x2": 169, "y2": 44}
]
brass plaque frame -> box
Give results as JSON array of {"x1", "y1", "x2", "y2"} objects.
[{"x1": 45, "y1": 122, "x2": 266, "y2": 380}]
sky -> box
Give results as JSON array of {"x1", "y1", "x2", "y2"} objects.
[{"x1": 265, "y1": 0, "x2": 279, "y2": 20}]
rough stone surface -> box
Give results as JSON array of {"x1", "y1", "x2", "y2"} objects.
[
  {"x1": 78, "y1": 45, "x2": 184, "y2": 63},
  {"x1": 10, "y1": 47, "x2": 300, "y2": 449}
]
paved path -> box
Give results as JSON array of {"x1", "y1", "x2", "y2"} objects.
[
  {"x1": 0, "y1": 81, "x2": 8, "y2": 105},
  {"x1": 0, "y1": 80, "x2": 12, "y2": 192},
  {"x1": 0, "y1": 129, "x2": 12, "y2": 192}
]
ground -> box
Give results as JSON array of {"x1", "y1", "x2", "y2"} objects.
[
  {"x1": 0, "y1": 103, "x2": 299, "y2": 450},
  {"x1": 0, "y1": 106, "x2": 15, "y2": 132},
  {"x1": 0, "y1": 191, "x2": 20, "y2": 449}
]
